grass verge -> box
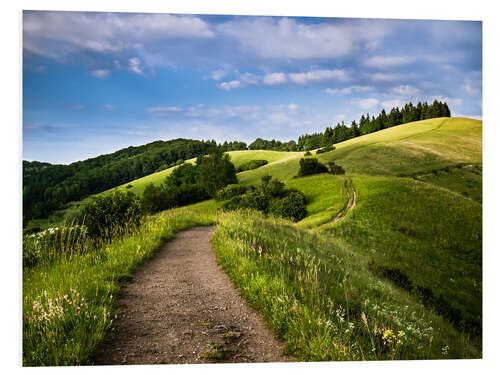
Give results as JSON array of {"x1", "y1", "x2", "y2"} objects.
[
  {"x1": 23, "y1": 203, "x2": 216, "y2": 366},
  {"x1": 212, "y1": 209, "x2": 480, "y2": 361}
]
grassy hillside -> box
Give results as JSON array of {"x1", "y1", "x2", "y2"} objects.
[
  {"x1": 108, "y1": 150, "x2": 302, "y2": 196},
  {"x1": 315, "y1": 117, "x2": 482, "y2": 176},
  {"x1": 225, "y1": 116, "x2": 483, "y2": 350},
  {"x1": 23, "y1": 117, "x2": 482, "y2": 363}
]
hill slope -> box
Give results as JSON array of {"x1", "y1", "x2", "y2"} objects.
[{"x1": 237, "y1": 117, "x2": 481, "y2": 186}]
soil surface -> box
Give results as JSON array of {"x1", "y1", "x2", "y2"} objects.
[{"x1": 93, "y1": 226, "x2": 291, "y2": 365}]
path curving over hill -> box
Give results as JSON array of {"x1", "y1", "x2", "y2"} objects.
[
  {"x1": 93, "y1": 226, "x2": 291, "y2": 365},
  {"x1": 331, "y1": 178, "x2": 356, "y2": 224}
]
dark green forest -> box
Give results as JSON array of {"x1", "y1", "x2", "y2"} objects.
[
  {"x1": 23, "y1": 100, "x2": 449, "y2": 226},
  {"x1": 23, "y1": 139, "x2": 219, "y2": 223}
]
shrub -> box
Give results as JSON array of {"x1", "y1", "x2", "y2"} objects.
[
  {"x1": 304, "y1": 151, "x2": 312, "y2": 156},
  {"x1": 269, "y1": 191, "x2": 307, "y2": 221},
  {"x1": 221, "y1": 196, "x2": 244, "y2": 211},
  {"x1": 237, "y1": 159, "x2": 268, "y2": 172},
  {"x1": 245, "y1": 191, "x2": 270, "y2": 213},
  {"x1": 82, "y1": 190, "x2": 142, "y2": 241},
  {"x1": 141, "y1": 183, "x2": 170, "y2": 213},
  {"x1": 219, "y1": 176, "x2": 308, "y2": 221},
  {"x1": 297, "y1": 157, "x2": 329, "y2": 177},
  {"x1": 215, "y1": 184, "x2": 247, "y2": 201},
  {"x1": 316, "y1": 145, "x2": 336, "y2": 154},
  {"x1": 197, "y1": 148, "x2": 238, "y2": 197}
]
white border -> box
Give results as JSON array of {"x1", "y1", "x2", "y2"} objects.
[{"x1": 3, "y1": 1, "x2": 498, "y2": 374}]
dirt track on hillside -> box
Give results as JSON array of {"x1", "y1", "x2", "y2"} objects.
[
  {"x1": 332, "y1": 178, "x2": 356, "y2": 224},
  {"x1": 93, "y1": 226, "x2": 291, "y2": 365}
]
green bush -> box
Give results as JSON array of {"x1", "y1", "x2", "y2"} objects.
[
  {"x1": 141, "y1": 183, "x2": 170, "y2": 213},
  {"x1": 237, "y1": 159, "x2": 268, "y2": 172},
  {"x1": 297, "y1": 157, "x2": 329, "y2": 177},
  {"x1": 82, "y1": 190, "x2": 142, "y2": 241},
  {"x1": 220, "y1": 176, "x2": 307, "y2": 221},
  {"x1": 215, "y1": 184, "x2": 247, "y2": 201},
  {"x1": 269, "y1": 191, "x2": 307, "y2": 221},
  {"x1": 304, "y1": 151, "x2": 312, "y2": 156},
  {"x1": 245, "y1": 190, "x2": 270, "y2": 213}
]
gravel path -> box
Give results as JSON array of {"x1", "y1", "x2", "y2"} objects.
[{"x1": 93, "y1": 226, "x2": 291, "y2": 365}]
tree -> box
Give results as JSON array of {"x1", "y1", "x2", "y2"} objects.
[{"x1": 197, "y1": 148, "x2": 237, "y2": 197}]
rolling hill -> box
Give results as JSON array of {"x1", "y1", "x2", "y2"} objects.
[{"x1": 24, "y1": 116, "x2": 483, "y2": 362}]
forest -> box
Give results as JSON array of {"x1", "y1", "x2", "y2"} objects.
[{"x1": 23, "y1": 139, "x2": 219, "y2": 223}]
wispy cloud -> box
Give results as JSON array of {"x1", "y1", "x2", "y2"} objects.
[
  {"x1": 325, "y1": 85, "x2": 374, "y2": 95},
  {"x1": 392, "y1": 84, "x2": 419, "y2": 96},
  {"x1": 367, "y1": 72, "x2": 409, "y2": 82},
  {"x1": 217, "y1": 69, "x2": 348, "y2": 90},
  {"x1": 128, "y1": 57, "x2": 144, "y2": 75},
  {"x1": 354, "y1": 98, "x2": 380, "y2": 110},
  {"x1": 146, "y1": 106, "x2": 183, "y2": 114},
  {"x1": 289, "y1": 69, "x2": 349, "y2": 85},
  {"x1": 365, "y1": 56, "x2": 414, "y2": 68},
  {"x1": 211, "y1": 69, "x2": 228, "y2": 81},
  {"x1": 263, "y1": 72, "x2": 287, "y2": 86},
  {"x1": 102, "y1": 104, "x2": 117, "y2": 111},
  {"x1": 89, "y1": 69, "x2": 111, "y2": 79}
]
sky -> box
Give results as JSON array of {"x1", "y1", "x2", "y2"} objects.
[{"x1": 22, "y1": 11, "x2": 482, "y2": 164}]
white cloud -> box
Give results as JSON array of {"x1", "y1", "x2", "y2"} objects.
[
  {"x1": 392, "y1": 85, "x2": 419, "y2": 96},
  {"x1": 365, "y1": 56, "x2": 414, "y2": 68},
  {"x1": 367, "y1": 72, "x2": 408, "y2": 82},
  {"x1": 128, "y1": 57, "x2": 144, "y2": 75},
  {"x1": 217, "y1": 17, "x2": 391, "y2": 60},
  {"x1": 381, "y1": 99, "x2": 406, "y2": 109},
  {"x1": 89, "y1": 69, "x2": 111, "y2": 79},
  {"x1": 211, "y1": 69, "x2": 228, "y2": 81},
  {"x1": 102, "y1": 104, "x2": 117, "y2": 111},
  {"x1": 217, "y1": 69, "x2": 349, "y2": 91},
  {"x1": 218, "y1": 80, "x2": 242, "y2": 91},
  {"x1": 23, "y1": 12, "x2": 214, "y2": 58},
  {"x1": 263, "y1": 72, "x2": 287, "y2": 86},
  {"x1": 70, "y1": 104, "x2": 85, "y2": 110},
  {"x1": 289, "y1": 69, "x2": 349, "y2": 85},
  {"x1": 355, "y1": 98, "x2": 380, "y2": 110},
  {"x1": 288, "y1": 104, "x2": 299, "y2": 111},
  {"x1": 146, "y1": 106, "x2": 183, "y2": 114},
  {"x1": 325, "y1": 86, "x2": 374, "y2": 95}
]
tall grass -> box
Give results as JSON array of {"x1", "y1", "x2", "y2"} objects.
[
  {"x1": 212, "y1": 210, "x2": 480, "y2": 361},
  {"x1": 23, "y1": 205, "x2": 216, "y2": 366}
]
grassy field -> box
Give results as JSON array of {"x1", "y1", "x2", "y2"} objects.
[{"x1": 23, "y1": 116, "x2": 482, "y2": 364}]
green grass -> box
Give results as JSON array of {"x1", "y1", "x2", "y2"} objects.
[
  {"x1": 285, "y1": 174, "x2": 347, "y2": 228},
  {"x1": 23, "y1": 203, "x2": 217, "y2": 366},
  {"x1": 409, "y1": 164, "x2": 482, "y2": 202},
  {"x1": 110, "y1": 150, "x2": 300, "y2": 196},
  {"x1": 23, "y1": 116, "x2": 482, "y2": 364},
  {"x1": 315, "y1": 117, "x2": 482, "y2": 176},
  {"x1": 212, "y1": 210, "x2": 480, "y2": 361},
  {"x1": 321, "y1": 175, "x2": 482, "y2": 340}
]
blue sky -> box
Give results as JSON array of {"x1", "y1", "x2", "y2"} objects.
[{"x1": 22, "y1": 11, "x2": 482, "y2": 164}]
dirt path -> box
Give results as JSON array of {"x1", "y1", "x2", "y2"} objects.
[
  {"x1": 93, "y1": 226, "x2": 291, "y2": 365},
  {"x1": 331, "y1": 178, "x2": 356, "y2": 224}
]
